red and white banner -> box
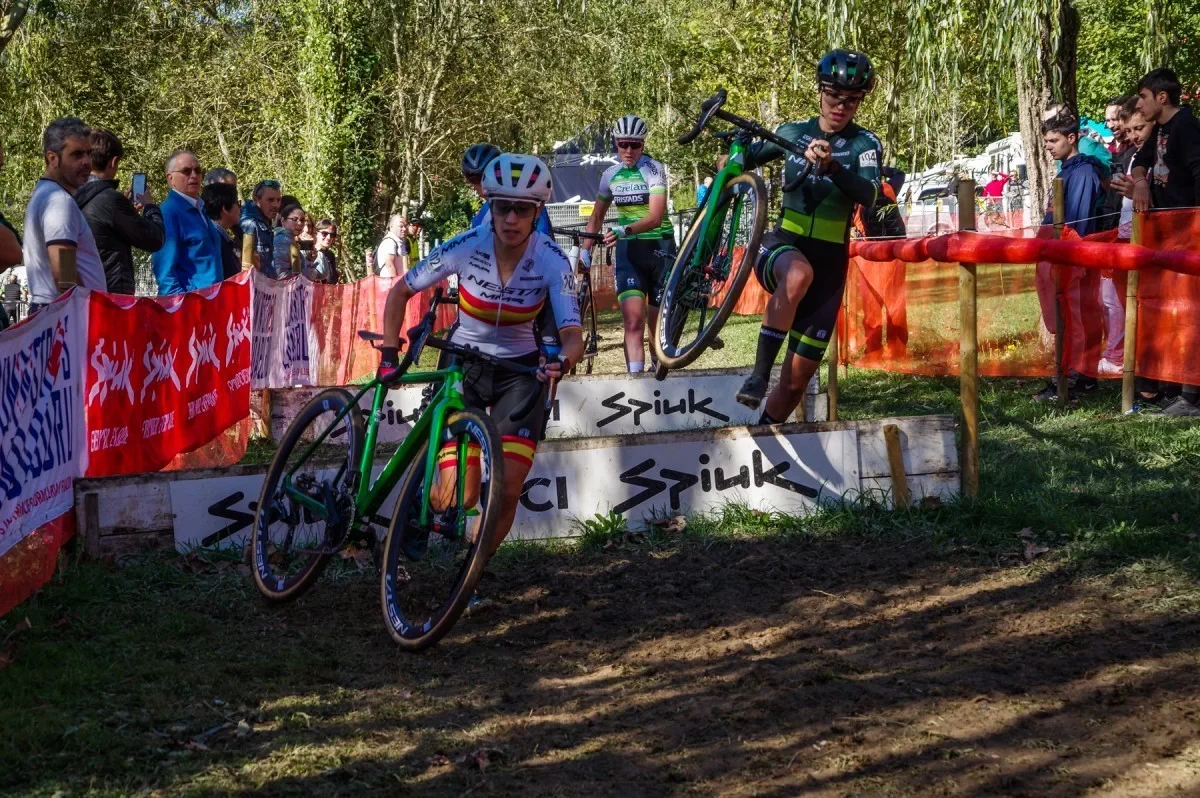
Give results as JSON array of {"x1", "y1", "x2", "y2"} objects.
[
  {"x1": 250, "y1": 271, "x2": 318, "y2": 389},
  {"x1": 84, "y1": 274, "x2": 252, "y2": 477},
  {"x1": 0, "y1": 294, "x2": 86, "y2": 557}
]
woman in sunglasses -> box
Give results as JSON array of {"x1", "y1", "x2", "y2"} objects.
[
  {"x1": 304, "y1": 219, "x2": 340, "y2": 284},
  {"x1": 378, "y1": 153, "x2": 584, "y2": 562},
  {"x1": 582, "y1": 114, "x2": 674, "y2": 373},
  {"x1": 735, "y1": 49, "x2": 883, "y2": 423}
]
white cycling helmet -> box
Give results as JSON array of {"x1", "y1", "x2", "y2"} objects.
[
  {"x1": 482, "y1": 153, "x2": 553, "y2": 204},
  {"x1": 613, "y1": 114, "x2": 649, "y2": 141}
]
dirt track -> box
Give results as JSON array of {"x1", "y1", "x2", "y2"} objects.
[
  {"x1": 6, "y1": 533, "x2": 1200, "y2": 796},
  {"x1": 237, "y1": 535, "x2": 1200, "y2": 796}
]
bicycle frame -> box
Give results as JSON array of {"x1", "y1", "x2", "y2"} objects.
[
  {"x1": 281, "y1": 364, "x2": 470, "y2": 535},
  {"x1": 689, "y1": 137, "x2": 750, "y2": 274}
]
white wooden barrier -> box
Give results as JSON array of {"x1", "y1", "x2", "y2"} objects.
[
  {"x1": 74, "y1": 416, "x2": 957, "y2": 557},
  {"x1": 268, "y1": 368, "x2": 827, "y2": 443}
]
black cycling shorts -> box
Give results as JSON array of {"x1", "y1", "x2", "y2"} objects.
[
  {"x1": 614, "y1": 236, "x2": 675, "y2": 307},
  {"x1": 753, "y1": 228, "x2": 849, "y2": 362},
  {"x1": 460, "y1": 351, "x2": 546, "y2": 470}
]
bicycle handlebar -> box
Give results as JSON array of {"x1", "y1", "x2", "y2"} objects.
[
  {"x1": 390, "y1": 287, "x2": 549, "y2": 423},
  {"x1": 678, "y1": 89, "x2": 728, "y2": 145},
  {"x1": 680, "y1": 88, "x2": 815, "y2": 192},
  {"x1": 425, "y1": 338, "x2": 544, "y2": 421},
  {"x1": 550, "y1": 226, "x2": 604, "y2": 242}
]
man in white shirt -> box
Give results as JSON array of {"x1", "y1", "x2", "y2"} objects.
[
  {"x1": 375, "y1": 213, "x2": 406, "y2": 278},
  {"x1": 23, "y1": 117, "x2": 107, "y2": 311}
]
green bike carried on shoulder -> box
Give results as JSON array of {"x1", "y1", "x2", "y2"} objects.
[
  {"x1": 251, "y1": 289, "x2": 541, "y2": 651},
  {"x1": 652, "y1": 88, "x2": 813, "y2": 373}
]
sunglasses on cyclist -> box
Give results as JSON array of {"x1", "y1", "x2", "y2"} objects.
[
  {"x1": 821, "y1": 89, "x2": 864, "y2": 109},
  {"x1": 492, "y1": 200, "x2": 539, "y2": 219},
  {"x1": 615, "y1": 140, "x2": 644, "y2": 150}
]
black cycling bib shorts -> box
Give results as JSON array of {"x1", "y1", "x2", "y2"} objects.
[
  {"x1": 614, "y1": 236, "x2": 675, "y2": 307},
  {"x1": 753, "y1": 229, "x2": 849, "y2": 362}
]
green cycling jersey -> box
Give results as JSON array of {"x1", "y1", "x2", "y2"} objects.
[
  {"x1": 597, "y1": 155, "x2": 674, "y2": 239},
  {"x1": 745, "y1": 117, "x2": 882, "y2": 245}
]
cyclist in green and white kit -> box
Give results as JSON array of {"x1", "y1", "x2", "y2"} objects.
[
  {"x1": 582, "y1": 114, "x2": 675, "y2": 372},
  {"x1": 736, "y1": 49, "x2": 883, "y2": 421}
]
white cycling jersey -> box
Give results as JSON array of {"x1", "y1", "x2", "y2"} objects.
[{"x1": 403, "y1": 224, "x2": 582, "y2": 358}]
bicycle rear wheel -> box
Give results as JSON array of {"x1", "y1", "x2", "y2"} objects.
[
  {"x1": 380, "y1": 408, "x2": 504, "y2": 652},
  {"x1": 653, "y1": 172, "x2": 766, "y2": 370},
  {"x1": 252, "y1": 388, "x2": 364, "y2": 603},
  {"x1": 582, "y1": 280, "x2": 598, "y2": 375}
]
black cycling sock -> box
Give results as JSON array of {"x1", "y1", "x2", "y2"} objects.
[
  {"x1": 759, "y1": 409, "x2": 782, "y2": 425},
  {"x1": 753, "y1": 326, "x2": 788, "y2": 378}
]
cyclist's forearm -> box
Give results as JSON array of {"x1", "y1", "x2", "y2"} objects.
[
  {"x1": 382, "y1": 281, "x2": 414, "y2": 348},
  {"x1": 583, "y1": 202, "x2": 608, "y2": 249},
  {"x1": 558, "y1": 327, "x2": 585, "y2": 368},
  {"x1": 828, "y1": 164, "x2": 877, "y2": 208},
  {"x1": 744, "y1": 140, "x2": 781, "y2": 171}
]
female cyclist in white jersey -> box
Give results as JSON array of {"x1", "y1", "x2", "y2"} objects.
[{"x1": 378, "y1": 154, "x2": 584, "y2": 555}]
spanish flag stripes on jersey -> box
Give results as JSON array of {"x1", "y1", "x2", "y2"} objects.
[{"x1": 458, "y1": 283, "x2": 545, "y2": 326}]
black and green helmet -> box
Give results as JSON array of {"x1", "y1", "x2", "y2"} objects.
[{"x1": 817, "y1": 49, "x2": 876, "y2": 93}]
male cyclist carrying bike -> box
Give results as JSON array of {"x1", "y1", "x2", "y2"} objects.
[
  {"x1": 582, "y1": 114, "x2": 675, "y2": 373},
  {"x1": 736, "y1": 50, "x2": 882, "y2": 422},
  {"x1": 379, "y1": 154, "x2": 584, "y2": 556}
]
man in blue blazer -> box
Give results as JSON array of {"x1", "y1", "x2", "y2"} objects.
[{"x1": 152, "y1": 150, "x2": 223, "y2": 295}]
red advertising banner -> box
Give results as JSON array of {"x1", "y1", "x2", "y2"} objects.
[
  {"x1": 83, "y1": 274, "x2": 251, "y2": 477},
  {"x1": 309, "y1": 276, "x2": 456, "y2": 386}
]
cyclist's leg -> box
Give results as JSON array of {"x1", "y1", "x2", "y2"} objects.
[
  {"x1": 615, "y1": 239, "x2": 651, "y2": 371},
  {"x1": 760, "y1": 239, "x2": 849, "y2": 423},
  {"x1": 644, "y1": 236, "x2": 676, "y2": 364},
  {"x1": 484, "y1": 356, "x2": 547, "y2": 554},
  {"x1": 748, "y1": 230, "x2": 814, "y2": 383},
  {"x1": 431, "y1": 360, "x2": 491, "y2": 513}
]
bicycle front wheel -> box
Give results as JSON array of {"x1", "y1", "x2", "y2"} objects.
[
  {"x1": 380, "y1": 408, "x2": 505, "y2": 652},
  {"x1": 653, "y1": 172, "x2": 766, "y2": 370},
  {"x1": 252, "y1": 388, "x2": 364, "y2": 603}
]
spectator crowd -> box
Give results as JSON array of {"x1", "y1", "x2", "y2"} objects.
[
  {"x1": 1032, "y1": 67, "x2": 1200, "y2": 414},
  {"x1": 0, "y1": 117, "x2": 365, "y2": 330}
]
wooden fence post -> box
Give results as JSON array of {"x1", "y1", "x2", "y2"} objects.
[
  {"x1": 1051, "y1": 178, "x2": 1067, "y2": 407},
  {"x1": 957, "y1": 179, "x2": 979, "y2": 497},
  {"x1": 827, "y1": 322, "x2": 839, "y2": 422},
  {"x1": 1121, "y1": 212, "x2": 1143, "y2": 413}
]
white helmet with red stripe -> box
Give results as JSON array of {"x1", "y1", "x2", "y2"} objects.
[{"x1": 481, "y1": 153, "x2": 553, "y2": 204}]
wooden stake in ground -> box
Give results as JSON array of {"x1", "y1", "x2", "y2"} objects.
[
  {"x1": 957, "y1": 179, "x2": 979, "y2": 497},
  {"x1": 827, "y1": 322, "x2": 839, "y2": 422},
  {"x1": 1052, "y1": 178, "x2": 1067, "y2": 407},
  {"x1": 1121, "y1": 212, "x2": 1143, "y2": 413}
]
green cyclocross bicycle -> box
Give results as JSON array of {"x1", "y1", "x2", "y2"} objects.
[
  {"x1": 652, "y1": 88, "x2": 813, "y2": 374},
  {"x1": 251, "y1": 289, "x2": 542, "y2": 651}
]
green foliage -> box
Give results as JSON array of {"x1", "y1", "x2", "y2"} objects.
[{"x1": 0, "y1": 0, "x2": 1196, "y2": 268}]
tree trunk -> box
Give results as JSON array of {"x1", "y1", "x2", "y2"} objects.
[
  {"x1": 1015, "y1": 0, "x2": 1079, "y2": 220},
  {"x1": 0, "y1": 0, "x2": 30, "y2": 56}
]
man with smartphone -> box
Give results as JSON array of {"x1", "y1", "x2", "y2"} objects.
[{"x1": 75, "y1": 127, "x2": 164, "y2": 294}]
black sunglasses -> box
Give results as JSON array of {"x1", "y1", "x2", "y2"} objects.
[{"x1": 492, "y1": 200, "x2": 538, "y2": 219}]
